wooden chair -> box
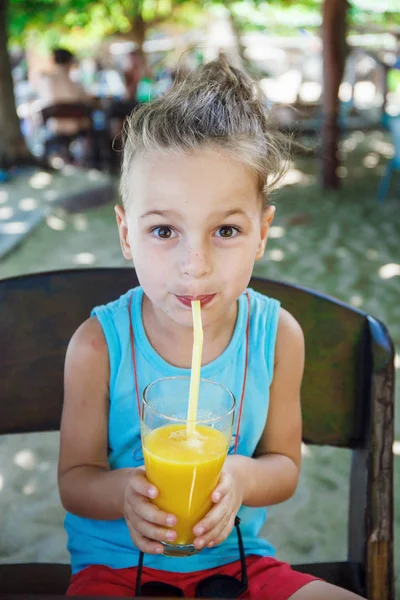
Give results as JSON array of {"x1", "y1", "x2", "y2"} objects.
[
  {"x1": 0, "y1": 269, "x2": 394, "y2": 599},
  {"x1": 40, "y1": 103, "x2": 95, "y2": 167}
]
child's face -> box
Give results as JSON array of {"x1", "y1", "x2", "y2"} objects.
[{"x1": 116, "y1": 148, "x2": 274, "y2": 329}]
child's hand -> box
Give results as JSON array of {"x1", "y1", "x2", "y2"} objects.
[
  {"x1": 123, "y1": 466, "x2": 177, "y2": 554},
  {"x1": 192, "y1": 456, "x2": 245, "y2": 550}
]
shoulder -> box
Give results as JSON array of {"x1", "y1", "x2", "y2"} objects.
[
  {"x1": 277, "y1": 308, "x2": 304, "y2": 340},
  {"x1": 66, "y1": 316, "x2": 108, "y2": 368},
  {"x1": 35, "y1": 72, "x2": 53, "y2": 94},
  {"x1": 40, "y1": 71, "x2": 57, "y2": 88},
  {"x1": 71, "y1": 314, "x2": 106, "y2": 341},
  {"x1": 275, "y1": 308, "x2": 305, "y2": 367}
]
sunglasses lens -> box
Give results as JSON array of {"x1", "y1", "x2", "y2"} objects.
[
  {"x1": 140, "y1": 581, "x2": 184, "y2": 597},
  {"x1": 196, "y1": 574, "x2": 247, "y2": 598}
]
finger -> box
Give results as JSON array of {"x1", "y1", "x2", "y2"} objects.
[
  {"x1": 127, "y1": 495, "x2": 177, "y2": 528},
  {"x1": 211, "y1": 472, "x2": 232, "y2": 503},
  {"x1": 193, "y1": 501, "x2": 229, "y2": 537},
  {"x1": 195, "y1": 513, "x2": 234, "y2": 550},
  {"x1": 209, "y1": 518, "x2": 236, "y2": 547},
  {"x1": 133, "y1": 517, "x2": 178, "y2": 545},
  {"x1": 127, "y1": 521, "x2": 164, "y2": 555},
  {"x1": 197, "y1": 512, "x2": 231, "y2": 548},
  {"x1": 128, "y1": 471, "x2": 159, "y2": 499}
]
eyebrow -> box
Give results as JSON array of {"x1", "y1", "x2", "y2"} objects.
[
  {"x1": 139, "y1": 209, "x2": 178, "y2": 219},
  {"x1": 217, "y1": 209, "x2": 249, "y2": 219},
  {"x1": 139, "y1": 208, "x2": 250, "y2": 220}
]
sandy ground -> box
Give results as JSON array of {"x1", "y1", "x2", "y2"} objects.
[{"x1": 0, "y1": 433, "x2": 68, "y2": 564}]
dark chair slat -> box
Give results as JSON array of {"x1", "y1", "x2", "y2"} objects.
[
  {"x1": 0, "y1": 563, "x2": 71, "y2": 594},
  {"x1": 41, "y1": 103, "x2": 93, "y2": 122}
]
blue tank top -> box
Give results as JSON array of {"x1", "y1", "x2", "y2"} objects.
[{"x1": 65, "y1": 286, "x2": 280, "y2": 574}]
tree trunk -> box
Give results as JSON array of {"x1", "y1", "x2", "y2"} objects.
[
  {"x1": 321, "y1": 0, "x2": 349, "y2": 189},
  {"x1": 0, "y1": 0, "x2": 34, "y2": 169},
  {"x1": 223, "y1": 1, "x2": 245, "y2": 68},
  {"x1": 131, "y1": 13, "x2": 147, "y2": 50}
]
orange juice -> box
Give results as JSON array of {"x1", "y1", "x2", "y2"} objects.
[{"x1": 143, "y1": 424, "x2": 228, "y2": 545}]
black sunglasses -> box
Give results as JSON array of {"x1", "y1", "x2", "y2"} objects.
[{"x1": 135, "y1": 517, "x2": 248, "y2": 598}]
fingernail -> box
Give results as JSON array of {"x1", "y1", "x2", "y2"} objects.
[
  {"x1": 214, "y1": 493, "x2": 221, "y2": 501},
  {"x1": 197, "y1": 539, "x2": 205, "y2": 549},
  {"x1": 207, "y1": 541, "x2": 214, "y2": 548},
  {"x1": 148, "y1": 488, "x2": 157, "y2": 498},
  {"x1": 166, "y1": 531, "x2": 176, "y2": 541},
  {"x1": 155, "y1": 547, "x2": 163, "y2": 554},
  {"x1": 195, "y1": 526, "x2": 204, "y2": 535},
  {"x1": 166, "y1": 516, "x2": 176, "y2": 526}
]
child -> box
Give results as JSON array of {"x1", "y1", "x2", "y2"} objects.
[{"x1": 58, "y1": 58, "x2": 365, "y2": 599}]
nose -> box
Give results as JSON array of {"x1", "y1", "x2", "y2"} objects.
[{"x1": 181, "y1": 241, "x2": 212, "y2": 279}]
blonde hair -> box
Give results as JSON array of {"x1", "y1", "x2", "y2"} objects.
[{"x1": 120, "y1": 57, "x2": 290, "y2": 210}]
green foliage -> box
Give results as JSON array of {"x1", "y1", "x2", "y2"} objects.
[
  {"x1": 7, "y1": 0, "x2": 400, "y2": 50},
  {"x1": 231, "y1": 1, "x2": 322, "y2": 34},
  {"x1": 388, "y1": 68, "x2": 400, "y2": 93},
  {"x1": 9, "y1": 0, "x2": 94, "y2": 38},
  {"x1": 8, "y1": 0, "x2": 194, "y2": 49}
]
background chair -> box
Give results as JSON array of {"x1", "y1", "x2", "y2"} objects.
[
  {"x1": 0, "y1": 268, "x2": 394, "y2": 599},
  {"x1": 378, "y1": 115, "x2": 400, "y2": 202},
  {"x1": 40, "y1": 103, "x2": 97, "y2": 167}
]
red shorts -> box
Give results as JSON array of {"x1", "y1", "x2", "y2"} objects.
[{"x1": 67, "y1": 555, "x2": 321, "y2": 599}]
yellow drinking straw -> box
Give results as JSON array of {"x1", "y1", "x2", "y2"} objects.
[{"x1": 187, "y1": 300, "x2": 203, "y2": 436}]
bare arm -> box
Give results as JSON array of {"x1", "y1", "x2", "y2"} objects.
[
  {"x1": 58, "y1": 316, "x2": 130, "y2": 519},
  {"x1": 226, "y1": 307, "x2": 304, "y2": 507}
]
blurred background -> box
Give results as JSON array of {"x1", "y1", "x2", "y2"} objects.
[{"x1": 0, "y1": 0, "x2": 399, "y2": 597}]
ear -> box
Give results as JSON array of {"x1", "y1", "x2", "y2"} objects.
[
  {"x1": 255, "y1": 205, "x2": 275, "y2": 261},
  {"x1": 115, "y1": 204, "x2": 133, "y2": 261}
]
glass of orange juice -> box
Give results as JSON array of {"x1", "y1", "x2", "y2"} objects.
[{"x1": 141, "y1": 376, "x2": 235, "y2": 557}]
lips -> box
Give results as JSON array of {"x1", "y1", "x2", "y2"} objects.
[{"x1": 175, "y1": 294, "x2": 216, "y2": 308}]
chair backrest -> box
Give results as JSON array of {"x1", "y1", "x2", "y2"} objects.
[
  {"x1": 41, "y1": 102, "x2": 93, "y2": 123},
  {"x1": 0, "y1": 268, "x2": 390, "y2": 444},
  {"x1": 0, "y1": 268, "x2": 394, "y2": 600},
  {"x1": 0, "y1": 268, "x2": 387, "y2": 444}
]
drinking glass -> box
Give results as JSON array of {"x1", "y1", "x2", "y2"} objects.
[{"x1": 141, "y1": 376, "x2": 235, "y2": 557}]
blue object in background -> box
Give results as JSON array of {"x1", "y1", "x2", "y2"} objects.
[
  {"x1": 92, "y1": 109, "x2": 107, "y2": 131},
  {"x1": 378, "y1": 116, "x2": 400, "y2": 202},
  {"x1": 0, "y1": 170, "x2": 10, "y2": 182}
]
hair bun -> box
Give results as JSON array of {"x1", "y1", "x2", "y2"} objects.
[{"x1": 120, "y1": 56, "x2": 291, "y2": 209}]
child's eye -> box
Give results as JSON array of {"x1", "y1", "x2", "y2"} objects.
[
  {"x1": 151, "y1": 226, "x2": 177, "y2": 239},
  {"x1": 215, "y1": 225, "x2": 241, "y2": 238}
]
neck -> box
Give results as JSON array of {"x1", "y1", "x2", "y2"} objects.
[
  {"x1": 55, "y1": 64, "x2": 69, "y2": 73},
  {"x1": 142, "y1": 295, "x2": 238, "y2": 369}
]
